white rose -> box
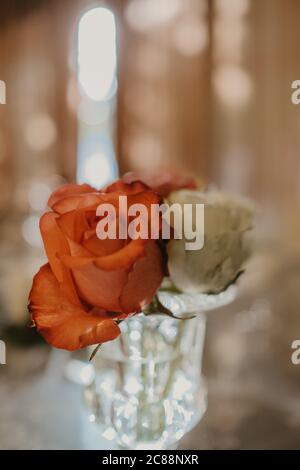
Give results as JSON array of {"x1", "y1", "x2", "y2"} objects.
[{"x1": 166, "y1": 189, "x2": 254, "y2": 294}]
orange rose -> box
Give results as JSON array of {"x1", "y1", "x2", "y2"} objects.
[{"x1": 28, "y1": 181, "x2": 165, "y2": 351}]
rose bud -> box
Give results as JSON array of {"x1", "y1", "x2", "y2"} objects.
[{"x1": 166, "y1": 189, "x2": 254, "y2": 294}]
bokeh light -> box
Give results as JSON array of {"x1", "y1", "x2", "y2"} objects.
[
  {"x1": 28, "y1": 182, "x2": 51, "y2": 212},
  {"x1": 172, "y1": 18, "x2": 208, "y2": 57},
  {"x1": 24, "y1": 113, "x2": 57, "y2": 152},
  {"x1": 126, "y1": 0, "x2": 181, "y2": 33},
  {"x1": 213, "y1": 64, "x2": 253, "y2": 109},
  {"x1": 215, "y1": 0, "x2": 250, "y2": 18},
  {"x1": 21, "y1": 215, "x2": 43, "y2": 248},
  {"x1": 127, "y1": 133, "x2": 162, "y2": 169},
  {"x1": 78, "y1": 100, "x2": 111, "y2": 126},
  {"x1": 214, "y1": 19, "x2": 247, "y2": 62},
  {"x1": 77, "y1": 134, "x2": 117, "y2": 189},
  {"x1": 78, "y1": 7, "x2": 117, "y2": 101},
  {"x1": 81, "y1": 152, "x2": 112, "y2": 188}
]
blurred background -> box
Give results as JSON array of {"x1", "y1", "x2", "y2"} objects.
[{"x1": 1, "y1": 0, "x2": 300, "y2": 449}]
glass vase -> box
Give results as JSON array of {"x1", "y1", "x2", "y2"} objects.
[
  {"x1": 81, "y1": 285, "x2": 237, "y2": 449},
  {"x1": 83, "y1": 312, "x2": 207, "y2": 450}
]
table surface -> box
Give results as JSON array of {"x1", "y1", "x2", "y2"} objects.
[{"x1": 1, "y1": 252, "x2": 300, "y2": 450}]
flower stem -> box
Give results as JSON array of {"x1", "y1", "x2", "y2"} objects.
[{"x1": 143, "y1": 295, "x2": 196, "y2": 320}]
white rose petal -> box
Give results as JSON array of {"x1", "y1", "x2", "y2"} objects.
[{"x1": 166, "y1": 189, "x2": 254, "y2": 294}]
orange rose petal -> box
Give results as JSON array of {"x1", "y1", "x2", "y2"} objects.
[
  {"x1": 104, "y1": 180, "x2": 150, "y2": 195},
  {"x1": 39, "y1": 212, "x2": 81, "y2": 306},
  {"x1": 61, "y1": 239, "x2": 146, "y2": 271},
  {"x1": 89, "y1": 306, "x2": 127, "y2": 320},
  {"x1": 94, "y1": 239, "x2": 147, "y2": 270},
  {"x1": 61, "y1": 238, "x2": 146, "y2": 271},
  {"x1": 126, "y1": 190, "x2": 161, "y2": 209},
  {"x1": 79, "y1": 319, "x2": 120, "y2": 349},
  {"x1": 51, "y1": 196, "x2": 87, "y2": 214},
  {"x1": 29, "y1": 264, "x2": 120, "y2": 351},
  {"x1": 71, "y1": 261, "x2": 128, "y2": 312},
  {"x1": 67, "y1": 237, "x2": 93, "y2": 257},
  {"x1": 120, "y1": 241, "x2": 164, "y2": 313},
  {"x1": 56, "y1": 210, "x2": 90, "y2": 243},
  {"x1": 52, "y1": 194, "x2": 103, "y2": 215},
  {"x1": 83, "y1": 228, "x2": 96, "y2": 240},
  {"x1": 59, "y1": 239, "x2": 96, "y2": 266},
  {"x1": 59, "y1": 254, "x2": 95, "y2": 269},
  {"x1": 83, "y1": 235, "x2": 124, "y2": 257},
  {"x1": 77, "y1": 194, "x2": 105, "y2": 209},
  {"x1": 48, "y1": 183, "x2": 95, "y2": 209}
]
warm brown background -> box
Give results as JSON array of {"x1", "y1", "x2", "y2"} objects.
[{"x1": 1, "y1": 0, "x2": 300, "y2": 239}]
